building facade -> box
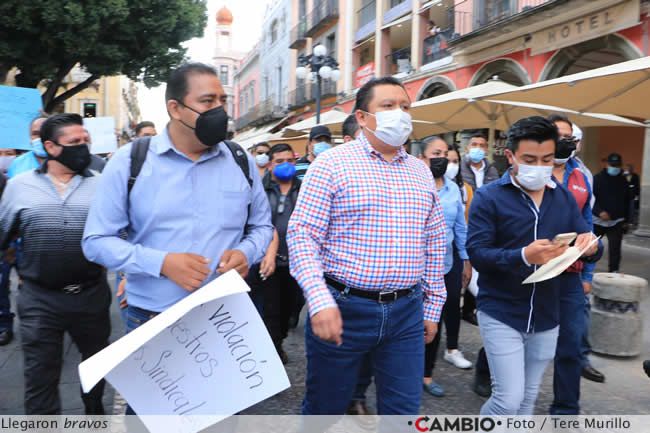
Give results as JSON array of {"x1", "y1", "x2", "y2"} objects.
[
  {"x1": 233, "y1": 43, "x2": 262, "y2": 130},
  {"x1": 213, "y1": 6, "x2": 245, "y2": 118}
]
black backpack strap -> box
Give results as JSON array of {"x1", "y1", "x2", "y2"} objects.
[
  {"x1": 224, "y1": 140, "x2": 253, "y2": 188},
  {"x1": 128, "y1": 137, "x2": 152, "y2": 195}
]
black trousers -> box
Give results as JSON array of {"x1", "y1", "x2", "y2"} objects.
[
  {"x1": 248, "y1": 265, "x2": 302, "y2": 348},
  {"x1": 594, "y1": 222, "x2": 624, "y2": 272},
  {"x1": 17, "y1": 279, "x2": 111, "y2": 415},
  {"x1": 424, "y1": 256, "x2": 462, "y2": 378}
]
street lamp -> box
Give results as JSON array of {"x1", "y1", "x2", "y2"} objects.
[{"x1": 296, "y1": 44, "x2": 340, "y2": 123}]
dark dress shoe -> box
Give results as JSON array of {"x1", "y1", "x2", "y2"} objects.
[
  {"x1": 643, "y1": 360, "x2": 650, "y2": 378},
  {"x1": 473, "y1": 371, "x2": 491, "y2": 398},
  {"x1": 346, "y1": 400, "x2": 372, "y2": 415},
  {"x1": 0, "y1": 329, "x2": 13, "y2": 346},
  {"x1": 581, "y1": 365, "x2": 605, "y2": 383}
]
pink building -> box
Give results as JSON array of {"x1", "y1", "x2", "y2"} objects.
[{"x1": 233, "y1": 43, "x2": 261, "y2": 129}]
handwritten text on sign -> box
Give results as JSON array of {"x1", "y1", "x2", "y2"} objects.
[{"x1": 78, "y1": 272, "x2": 289, "y2": 433}]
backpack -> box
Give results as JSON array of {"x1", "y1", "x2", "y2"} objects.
[{"x1": 127, "y1": 137, "x2": 253, "y2": 194}]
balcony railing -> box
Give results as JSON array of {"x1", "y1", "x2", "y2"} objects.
[
  {"x1": 288, "y1": 85, "x2": 311, "y2": 109},
  {"x1": 447, "y1": 0, "x2": 551, "y2": 40},
  {"x1": 289, "y1": 21, "x2": 308, "y2": 49},
  {"x1": 305, "y1": 0, "x2": 339, "y2": 37},
  {"x1": 313, "y1": 79, "x2": 337, "y2": 98},
  {"x1": 422, "y1": 31, "x2": 452, "y2": 65},
  {"x1": 235, "y1": 95, "x2": 284, "y2": 129},
  {"x1": 355, "y1": 1, "x2": 376, "y2": 42},
  {"x1": 385, "y1": 46, "x2": 412, "y2": 75}
]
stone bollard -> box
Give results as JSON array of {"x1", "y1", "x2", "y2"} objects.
[{"x1": 590, "y1": 273, "x2": 648, "y2": 357}]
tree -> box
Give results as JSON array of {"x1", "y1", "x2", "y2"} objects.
[{"x1": 0, "y1": 0, "x2": 207, "y2": 112}]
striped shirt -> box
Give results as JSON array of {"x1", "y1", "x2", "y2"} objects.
[
  {"x1": 287, "y1": 133, "x2": 447, "y2": 322},
  {"x1": 294, "y1": 155, "x2": 311, "y2": 181},
  {"x1": 0, "y1": 166, "x2": 103, "y2": 289}
]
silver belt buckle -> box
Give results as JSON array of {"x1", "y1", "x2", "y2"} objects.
[
  {"x1": 62, "y1": 284, "x2": 82, "y2": 294},
  {"x1": 378, "y1": 291, "x2": 398, "y2": 303}
]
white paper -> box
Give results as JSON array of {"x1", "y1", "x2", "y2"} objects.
[
  {"x1": 83, "y1": 116, "x2": 117, "y2": 154},
  {"x1": 78, "y1": 271, "x2": 290, "y2": 433},
  {"x1": 522, "y1": 236, "x2": 600, "y2": 284}
]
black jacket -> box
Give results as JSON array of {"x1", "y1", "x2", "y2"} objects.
[
  {"x1": 460, "y1": 156, "x2": 500, "y2": 190},
  {"x1": 262, "y1": 173, "x2": 301, "y2": 223},
  {"x1": 0, "y1": 174, "x2": 6, "y2": 198},
  {"x1": 593, "y1": 169, "x2": 632, "y2": 221}
]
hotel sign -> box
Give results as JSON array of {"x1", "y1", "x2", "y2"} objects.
[{"x1": 529, "y1": 0, "x2": 640, "y2": 55}]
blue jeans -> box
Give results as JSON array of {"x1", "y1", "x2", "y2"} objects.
[
  {"x1": 303, "y1": 285, "x2": 424, "y2": 415},
  {"x1": 478, "y1": 310, "x2": 559, "y2": 415},
  {"x1": 115, "y1": 274, "x2": 128, "y2": 327},
  {"x1": 0, "y1": 259, "x2": 13, "y2": 331},
  {"x1": 580, "y1": 294, "x2": 592, "y2": 368},
  {"x1": 550, "y1": 273, "x2": 585, "y2": 415},
  {"x1": 351, "y1": 355, "x2": 372, "y2": 402},
  {"x1": 124, "y1": 305, "x2": 159, "y2": 415}
]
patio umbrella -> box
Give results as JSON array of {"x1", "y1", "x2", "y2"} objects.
[
  {"x1": 410, "y1": 79, "x2": 644, "y2": 146},
  {"x1": 283, "y1": 108, "x2": 450, "y2": 139},
  {"x1": 488, "y1": 56, "x2": 650, "y2": 119}
]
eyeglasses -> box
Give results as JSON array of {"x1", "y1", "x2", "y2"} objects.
[{"x1": 273, "y1": 158, "x2": 297, "y2": 164}]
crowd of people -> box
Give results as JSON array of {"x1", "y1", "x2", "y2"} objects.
[{"x1": 0, "y1": 62, "x2": 648, "y2": 418}]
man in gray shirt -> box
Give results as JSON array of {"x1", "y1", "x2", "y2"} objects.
[{"x1": 0, "y1": 113, "x2": 110, "y2": 415}]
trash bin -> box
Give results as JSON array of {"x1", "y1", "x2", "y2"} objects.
[{"x1": 590, "y1": 272, "x2": 647, "y2": 357}]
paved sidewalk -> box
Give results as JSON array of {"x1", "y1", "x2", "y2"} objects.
[{"x1": 1, "y1": 242, "x2": 649, "y2": 415}]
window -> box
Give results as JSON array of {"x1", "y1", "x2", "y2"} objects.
[
  {"x1": 220, "y1": 65, "x2": 229, "y2": 85},
  {"x1": 326, "y1": 34, "x2": 336, "y2": 58},
  {"x1": 271, "y1": 20, "x2": 279, "y2": 44},
  {"x1": 390, "y1": 0, "x2": 405, "y2": 7}
]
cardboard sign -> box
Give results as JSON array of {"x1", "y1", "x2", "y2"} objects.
[
  {"x1": 83, "y1": 116, "x2": 118, "y2": 154},
  {"x1": 0, "y1": 85, "x2": 43, "y2": 150},
  {"x1": 79, "y1": 271, "x2": 290, "y2": 433}
]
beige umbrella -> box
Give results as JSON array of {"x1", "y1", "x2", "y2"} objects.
[
  {"x1": 283, "y1": 109, "x2": 449, "y2": 139},
  {"x1": 488, "y1": 57, "x2": 650, "y2": 119},
  {"x1": 410, "y1": 79, "x2": 644, "y2": 146}
]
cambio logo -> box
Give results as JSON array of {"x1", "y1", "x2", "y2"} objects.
[{"x1": 408, "y1": 416, "x2": 499, "y2": 432}]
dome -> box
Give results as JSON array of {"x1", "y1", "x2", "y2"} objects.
[{"x1": 216, "y1": 6, "x2": 233, "y2": 25}]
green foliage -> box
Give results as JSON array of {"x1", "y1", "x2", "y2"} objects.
[{"x1": 0, "y1": 0, "x2": 207, "y2": 109}]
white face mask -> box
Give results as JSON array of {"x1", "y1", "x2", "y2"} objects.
[
  {"x1": 364, "y1": 109, "x2": 413, "y2": 148},
  {"x1": 513, "y1": 156, "x2": 553, "y2": 192},
  {"x1": 255, "y1": 153, "x2": 269, "y2": 167},
  {"x1": 0, "y1": 155, "x2": 16, "y2": 173},
  {"x1": 445, "y1": 162, "x2": 459, "y2": 179}
]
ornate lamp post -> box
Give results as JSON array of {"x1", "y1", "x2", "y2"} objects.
[{"x1": 295, "y1": 44, "x2": 341, "y2": 123}]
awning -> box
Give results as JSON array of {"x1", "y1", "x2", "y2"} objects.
[
  {"x1": 419, "y1": 0, "x2": 443, "y2": 13},
  {"x1": 381, "y1": 14, "x2": 411, "y2": 31},
  {"x1": 234, "y1": 115, "x2": 290, "y2": 149}
]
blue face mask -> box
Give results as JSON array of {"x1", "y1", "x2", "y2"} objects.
[
  {"x1": 273, "y1": 162, "x2": 296, "y2": 182},
  {"x1": 607, "y1": 166, "x2": 621, "y2": 176},
  {"x1": 31, "y1": 138, "x2": 48, "y2": 158},
  {"x1": 313, "y1": 141, "x2": 332, "y2": 157},
  {"x1": 468, "y1": 147, "x2": 486, "y2": 163}
]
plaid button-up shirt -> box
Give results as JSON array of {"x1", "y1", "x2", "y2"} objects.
[{"x1": 287, "y1": 133, "x2": 447, "y2": 322}]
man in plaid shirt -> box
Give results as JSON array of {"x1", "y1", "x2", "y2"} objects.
[{"x1": 287, "y1": 77, "x2": 447, "y2": 415}]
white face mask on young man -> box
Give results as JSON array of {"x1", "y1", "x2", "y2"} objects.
[
  {"x1": 513, "y1": 156, "x2": 553, "y2": 191},
  {"x1": 364, "y1": 109, "x2": 413, "y2": 148}
]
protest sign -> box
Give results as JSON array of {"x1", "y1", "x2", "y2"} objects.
[
  {"x1": 83, "y1": 116, "x2": 118, "y2": 154},
  {"x1": 0, "y1": 85, "x2": 43, "y2": 150},
  {"x1": 79, "y1": 271, "x2": 290, "y2": 433}
]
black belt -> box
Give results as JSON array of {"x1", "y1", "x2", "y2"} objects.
[{"x1": 324, "y1": 276, "x2": 412, "y2": 303}]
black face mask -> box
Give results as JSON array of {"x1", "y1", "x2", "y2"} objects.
[
  {"x1": 51, "y1": 143, "x2": 91, "y2": 173},
  {"x1": 430, "y1": 157, "x2": 449, "y2": 179},
  {"x1": 177, "y1": 102, "x2": 228, "y2": 147},
  {"x1": 555, "y1": 136, "x2": 578, "y2": 159}
]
